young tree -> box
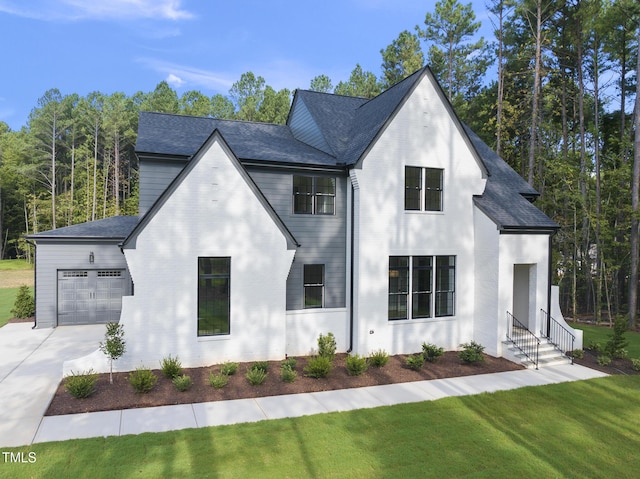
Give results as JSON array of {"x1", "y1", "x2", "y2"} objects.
[
  {"x1": 380, "y1": 30, "x2": 424, "y2": 88},
  {"x1": 99, "y1": 322, "x2": 126, "y2": 384}
]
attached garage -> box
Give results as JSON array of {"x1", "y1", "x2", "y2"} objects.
[
  {"x1": 57, "y1": 269, "x2": 128, "y2": 325},
  {"x1": 26, "y1": 216, "x2": 138, "y2": 328}
]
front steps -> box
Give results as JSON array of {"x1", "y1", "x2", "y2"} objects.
[{"x1": 503, "y1": 337, "x2": 573, "y2": 369}]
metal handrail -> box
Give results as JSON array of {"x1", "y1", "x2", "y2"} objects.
[
  {"x1": 541, "y1": 309, "x2": 575, "y2": 365},
  {"x1": 506, "y1": 312, "x2": 539, "y2": 369}
]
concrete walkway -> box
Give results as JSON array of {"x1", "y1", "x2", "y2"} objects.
[
  {"x1": 0, "y1": 323, "x2": 609, "y2": 447},
  {"x1": 0, "y1": 323, "x2": 105, "y2": 448}
]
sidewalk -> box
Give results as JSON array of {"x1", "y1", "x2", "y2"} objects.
[{"x1": 32, "y1": 363, "x2": 607, "y2": 445}]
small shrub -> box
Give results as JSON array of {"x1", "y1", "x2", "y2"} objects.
[
  {"x1": 246, "y1": 367, "x2": 268, "y2": 385},
  {"x1": 160, "y1": 355, "x2": 182, "y2": 379},
  {"x1": 571, "y1": 349, "x2": 584, "y2": 359},
  {"x1": 631, "y1": 358, "x2": 640, "y2": 371},
  {"x1": 346, "y1": 354, "x2": 368, "y2": 376},
  {"x1": 304, "y1": 355, "x2": 332, "y2": 378},
  {"x1": 405, "y1": 354, "x2": 425, "y2": 370},
  {"x1": 422, "y1": 342, "x2": 444, "y2": 362},
  {"x1": 587, "y1": 341, "x2": 603, "y2": 353},
  {"x1": 129, "y1": 367, "x2": 158, "y2": 393},
  {"x1": 597, "y1": 355, "x2": 612, "y2": 366},
  {"x1": 209, "y1": 371, "x2": 229, "y2": 388},
  {"x1": 318, "y1": 332, "x2": 337, "y2": 360},
  {"x1": 172, "y1": 374, "x2": 192, "y2": 392},
  {"x1": 369, "y1": 349, "x2": 389, "y2": 368},
  {"x1": 250, "y1": 361, "x2": 269, "y2": 373},
  {"x1": 458, "y1": 341, "x2": 485, "y2": 363},
  {"x1": 281, "y1": 357, "x2": 297, "y2": 369},
  {"x1": 64, "y1": 370, "x2": 98, "y2": 399},
  {"x1": 605, "y1": 317, "x2": 629, "y2": 359},
  {"x1": 11, "y1": 285, "x2": 34, "y2": 319},
  {"x1": 281, "y1": 364, "x2": 297, "y2": 383},
  {"x1": 220, "y1": 361, "x2": 238, "y2": 376}
]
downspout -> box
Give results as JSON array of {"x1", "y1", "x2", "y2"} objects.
[
  {"x1": 25, "y1": 238, "x2": 37, "y2": 329},
  {"x1": 347, "y1": 178, "x2": 355, "y2": 353}
]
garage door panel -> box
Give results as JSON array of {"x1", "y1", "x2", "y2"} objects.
[{"x1": 57, "y1": 270, "x2": 127, "y2": 326}]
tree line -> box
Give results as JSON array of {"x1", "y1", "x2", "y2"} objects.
[{"x1": 1, "y1": 0, "x2": 640, "y2": 325}]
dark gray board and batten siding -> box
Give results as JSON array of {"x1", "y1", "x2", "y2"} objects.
[
  {"x1": 247, "y1": 168, "x2": 347, "y2": 310},
  {"x1": 138, "y1": 159, "x2": 188, "y2": 216}
]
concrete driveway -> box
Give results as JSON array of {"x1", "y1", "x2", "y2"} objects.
[{"x1": 0, "y1": 323, "x2": 104, "y2": 447}]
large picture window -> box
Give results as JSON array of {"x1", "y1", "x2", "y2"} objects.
[
  {"x1": 303, "y1": 264, "x2": 324, "y2": 308},
  {"x1": 198, "y1": 257, "x2": 230, "y2": 336},
  {"x1": 404, "y1": 167, "x2": 443, "y2": 211},
  {"x1": 389, "y1": 255, "x2": 455, "y2": 320},
  {"x1": 293, "y1": 176, "x2": 335, "y2": 215}
]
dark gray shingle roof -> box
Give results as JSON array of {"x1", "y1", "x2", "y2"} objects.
[
  {"x1": 466, "y1": 128, "x2": 558, "y2": 230},
  {"x1": 27, "y1": 216, "x2": 139, "y2": 240},
  {"x1": 136, "y1": 66, "x2": 556, "y2": 231},
  {"x1": 136, "y1": 113, "x2": 337, "y2": 166}
]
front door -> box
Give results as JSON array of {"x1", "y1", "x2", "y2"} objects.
[{"x1": 512, "y1": 264, "x2": 532, "y2": 329}]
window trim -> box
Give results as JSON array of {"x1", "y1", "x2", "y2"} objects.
[
  {"x1": 293, "y1": 175, "x2": 336, "y2": 215},
  {"x1": 389, "y1": 255, "x2": 455, "y2": 321},
  {"x1": 303, "y1": 264, "x2": 325, "y2": 308},
  {"x1": 404, "y1": 166, "x2": 444, "y2": 212},
  {"x1": 197, "y1": 257, "x2": 231, "y2": 337}
]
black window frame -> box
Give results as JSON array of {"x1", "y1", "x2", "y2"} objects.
[
  {"x1": 293, "y1": 175, "x2": 336, "y2": 215},
  {"x1": 197, "y1": 257, "x2": 231, "y2": 337},
  {"x1": 404, "y1": 166, "x2": 444, "y2": 212},
  {"x1": 303, "y1": 264, "x2": 325, "y2": 308},
  {"x1": 388, "y1": 255, "x2": 455, "y2": 320}
]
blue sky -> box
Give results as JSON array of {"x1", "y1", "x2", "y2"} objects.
[{"x1": 0, "y1": 0, "x2": 494, "y2": 131}]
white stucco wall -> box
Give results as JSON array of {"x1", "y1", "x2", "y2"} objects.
[
  {"x1": 351, "y1": 72, "x2": 487, "y2": 356},
  {"x1": 472, "y1": 207, "x2": 501, "y2": 354},
  {"x1": 496, "y1": 233, "x2": 550, "y2": 355},
  {"x1": 65, "y1": 134, "x2": 295, "y2": 373},
  {"x1": 285, "y1": 308, "x2": 349, "y2": 356}
]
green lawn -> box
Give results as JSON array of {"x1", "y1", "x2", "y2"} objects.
[
  {"x1": 0, "y1": 287, "x2": 21, "y2": 327},
  {"x1": 0, "y1": 260, "x2": 34, "y2": 327},
  {"x1": 571, "y1": 322, "x2": 640, "y2": 357},
  {"x1": 0, "y1": 259, "x2": 33, "y2": 271},
  {"x1": 2, "y1": 375, "x2": 639, "y2": 478}
]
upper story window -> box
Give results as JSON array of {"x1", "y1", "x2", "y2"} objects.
[
  {"x1": 404, "y1": 167, "x2": 443, "y2": 212},
  {"x1": 293, "y1": 176, "x2": 335, "y2": 215}
]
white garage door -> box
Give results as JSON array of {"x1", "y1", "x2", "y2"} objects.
[{"x1": 57, "y1": 270, "x2": 126, "y2": 325}]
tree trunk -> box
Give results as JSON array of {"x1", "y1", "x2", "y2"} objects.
[
  {"x1": 528, "y1": 0, "x2": 543, "y2": 186},
  {"x1": 629, "y1": 30, "x2": 640, "y2": 328}
]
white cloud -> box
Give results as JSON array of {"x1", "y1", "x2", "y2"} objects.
[
  {"x1": 0, "y1": 0, "x2": 193, "y2": 21},
  {"x1": 166, "y1": 73, "x2": 185, "y2": 88},
  {"x1": 138, "y1": 58, "x2": 235, "y2": 92}
]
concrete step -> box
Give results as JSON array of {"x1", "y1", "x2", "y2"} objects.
[{"x1": 503, "y1": 338, "x2": 572, "y2": 369}]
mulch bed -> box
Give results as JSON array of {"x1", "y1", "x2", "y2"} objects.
[
  {"x1": 573, "y1": 349, "x2": 640, "y2": 376},
  {"x1": 46, "y1": 352, "x2": 523, "y2": 416}
]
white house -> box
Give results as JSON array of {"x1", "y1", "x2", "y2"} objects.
[{"x1": 27, "y1": 66, "x2": 580, "y2": 373}]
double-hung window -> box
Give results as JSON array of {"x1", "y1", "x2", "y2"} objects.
[
  {"x1": 293, "y1": 176, "x2": 335, "y2": 215},
  {"x1": 404, "y1": 167, "x2": 443, "y2": 211},
  {"x1": 198, "y1": 257, "x2": 230, "y2": 336},
  {"x1": 303, "y1": 264, "x2": 324, "y2": 308},
  {"x1": 388, "y1": 256, "x2": 455, "y2": 320}
]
